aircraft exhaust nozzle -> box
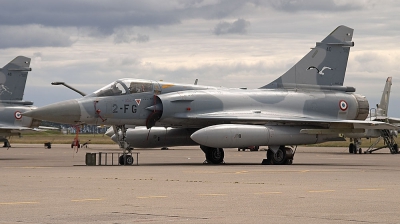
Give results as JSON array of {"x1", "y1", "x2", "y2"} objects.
[{"x1": 22, "y1": 99, "x2": 81, "y2": 124}]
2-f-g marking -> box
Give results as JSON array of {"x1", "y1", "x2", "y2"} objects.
[{"x1": 113, "y1": 104, "x2": 137, "y2": 113}]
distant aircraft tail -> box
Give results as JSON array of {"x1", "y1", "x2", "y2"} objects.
[
  {"x1": 0, "y1": 56, "x2": 32, "y2": 104},
  {"x1": 376, "y1": 77, "x2": 392, "y2": 117},
  {"x1": 261, "y1": 25, "x2": 354, "y2": 91}
]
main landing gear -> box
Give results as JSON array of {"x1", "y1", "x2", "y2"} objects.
[
  {"x1": 262, "y1": 146, "x2": 294, "y2": 165},
  {"x1": 200, "y1": 145, "x2": 225, "y2": 164},
  {"x1": 113, "y1": 125, "x2": 134, "y2": 165},
  {"x1": 3, "y1": 140, "x2": 11, "y2": 148},
  {"x1": 349, "y1": 138, "x2": 362, "y2": 154}
]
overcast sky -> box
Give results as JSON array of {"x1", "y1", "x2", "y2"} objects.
[{"x1": 1, "y1": 0, "x2": 399, "y2": 116}]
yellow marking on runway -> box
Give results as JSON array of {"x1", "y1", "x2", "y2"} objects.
[
  {"x1": 235, "y1": 171, "x2": 248, "y2": 174},
  {"x1": 71, "y1": 198, "x2": 104, "y2": 202},
  {"x1": 308, "y1": 190, "x2": 336, "y2": 193},
  {"x1": 254, "y1": 192, "x2": 282, "y2": 195},
  {"x1": 358, "y1": 188, "x2": 385, "y2": 191},
  {"x1": 252, "y1": 170, "x2": 321, "y2": 174},
  {"x1": 198, "y1": 194, "x2": 226, "y2": 196},
  {"x1": 137, "y1": 196, "x2": 167, "y2": 199},
  {"x1": 184, "y1": 171, "x2": 217, "y2": 174},
  {"x1": 0, "y1": 201, "x2": 39, "y2": 205}
]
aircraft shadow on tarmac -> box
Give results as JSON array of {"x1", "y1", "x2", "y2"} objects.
[
  {"x1": 113, "y1": 162, "x2": 383, "y2": 167},
  {"x1": 0, "y1": 158, "x2": 32, "y2": 161}
]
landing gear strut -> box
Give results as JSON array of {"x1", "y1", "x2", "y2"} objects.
[
  {"x1": 200, "y1": 145, "x2": 224, "y2": 164},
  {"x1": 113, "y1": 125, "x2": 134, "y2": 165},
  {"x1": 3, "y1": 140, "x2": 11, "y2": 148},
  {"x1": 349, "y1": 138, "x2": 362, "y2": 154},
  {"x1": 262, "y1": 146, "x2": 294, "y2": 165}
]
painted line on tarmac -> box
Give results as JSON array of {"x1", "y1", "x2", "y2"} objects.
[
  {"x1": 0, "y1": 201, "x2": 39, "y2": 205},
  {"x1": 357, "y1": 188, "x2": 385, "y2": 191},
  {"x1": 71, "y1": 198, "x2": 105, "y2": 202},
  {"x1": 308, "y1": 190, "x2": 336, "y2": 193},
  {"x1": 137, "y1": 196, "x2": 168, "y2": 199},
  {"x1": 198, "y1": 193, "x2": 226, "y2": 196},
  {"x1": 235, "y1": 171, "x2": 249, "y2": 174},
  {"x1": 254, "y1": 192, "x2": 282, "y2": 195}
]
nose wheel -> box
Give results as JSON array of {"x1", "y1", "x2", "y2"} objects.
[{"x1": 119, "y1": 154, "x2": 134, "y2": 165}]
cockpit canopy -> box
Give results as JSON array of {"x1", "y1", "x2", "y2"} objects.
[{"x1": 87, "y1": 79, "x2": 161, "y2": 97}]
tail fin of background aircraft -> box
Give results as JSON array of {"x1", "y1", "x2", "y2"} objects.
[
  {"x1": 0, "y1": 56, "x2": 31, "y2": 102},
  {"x1": 376, "y1": 77, "x2": 392, "y2": 117},
  {"x1": 261, "y1": 25, "x2": 354, "y2": 90}
]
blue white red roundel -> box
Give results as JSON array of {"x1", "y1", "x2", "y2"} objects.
[
  {"x1": 14, "y1": 111, "x2": 22, "y2": 119},
  {"x1": 339, "y1": 100, "x2": 348, "y2": 111}
]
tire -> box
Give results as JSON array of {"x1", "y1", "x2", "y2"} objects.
[
  {"x1": 119, "y1": 155, "x2": 134, "y2": 165},
  {"x1": 206, "y1": 148, "x2": 224, "y2": 164},
  {"x1": 266, "y1": 149, "x2": 274, "y2": 162},
  {"x1": 349, "y1": 143, "x2": 355, "y2": 154},
  {"x1": 271, "y1": 147, "x2": 287, "y2": 165},
  {"x1": 119, "y1": 155, "x2": 124, "y2": 165},
  {"x1": 358, "y1": 148, "x2": 362, "y2": 154},
  {"x1": 125, "y1": 155, "x2": 134, "y2": 165}
]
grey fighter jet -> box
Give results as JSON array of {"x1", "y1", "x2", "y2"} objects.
[
  {"x1": 0, "y1": 56, "x2": 42, "y2": 147},
  {"x1": 24, "y1": 25, "x2": 396, "y2": 165},
  {"x1": 346, "y1": 77, "x2": 399, "y2": 154}
]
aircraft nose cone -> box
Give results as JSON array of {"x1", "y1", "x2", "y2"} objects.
[{"x1": 23, "y1": 99, "x2": 81, "y2": 124}]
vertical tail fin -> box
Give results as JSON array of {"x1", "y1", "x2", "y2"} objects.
[
  {"x1": 0, "y1": 56, "x2": 31, "y2": 101},
  {"x1": 376, "y1": 77, "x2": 392, "y2": 117},
  {"x1": 262, "y1": 25, "x2": 354, "y2": 90}
]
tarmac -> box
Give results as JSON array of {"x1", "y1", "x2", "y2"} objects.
[{"x1": 1, "y1": 144, "x2": 400, "y2": 224}]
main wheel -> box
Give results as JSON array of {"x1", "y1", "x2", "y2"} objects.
[
  {"x1": 271, "y1": 147, "x2": 287, "y2": 165},
  {"x1": 206, "y1": 148, "x2": 224, "y2": 164},
  {"x1": 349, "y1": 143, "x2": 355, "y2": 154}
]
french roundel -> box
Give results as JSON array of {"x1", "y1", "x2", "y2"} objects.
[
  {"x1": 14, "y1": 111, "x2": 22, "y2": 120},
  {"x1": 339, "y1": 100, "x2": 348, "y2": 111}
]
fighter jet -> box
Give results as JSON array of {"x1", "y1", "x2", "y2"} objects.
[
  {"x1": 345, "y1": 77, "x2": 399, "y2": 154},
  {"x1": 0, "y1": 56, "x2": 43, "y2": 147},
  {"x1": 24, "y1": 25, "x2": 396, "y2": 165}
]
